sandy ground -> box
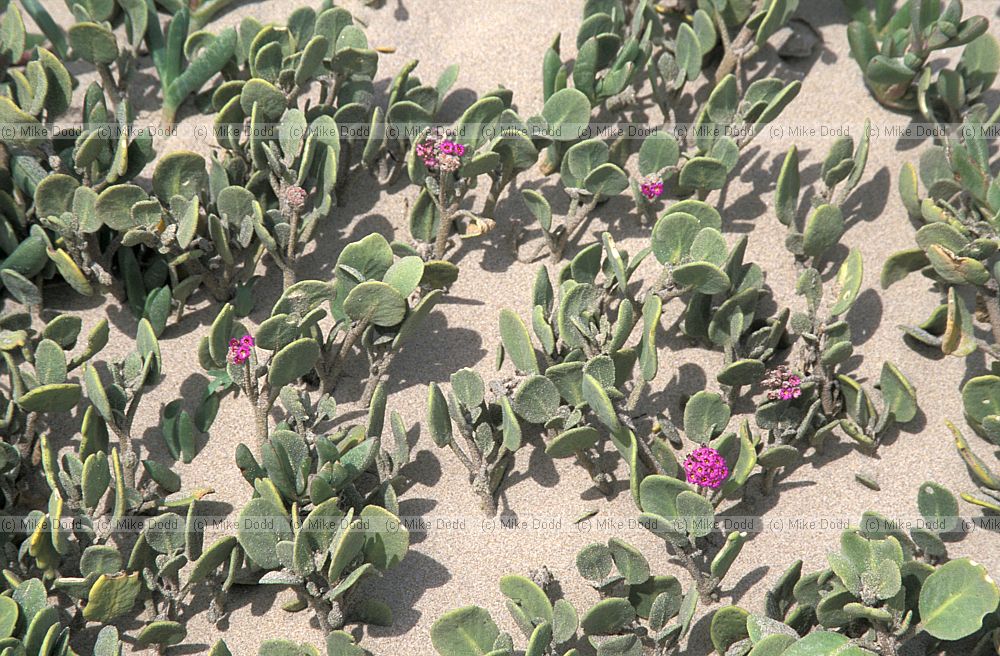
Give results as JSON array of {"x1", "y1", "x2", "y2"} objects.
[{"x1": 21, "y1": 0, "x2": 1000, "y2": 653}]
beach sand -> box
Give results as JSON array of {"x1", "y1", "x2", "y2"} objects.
[{"x1": 20, "y1": 0, "x2": 1000, "y2": 653}]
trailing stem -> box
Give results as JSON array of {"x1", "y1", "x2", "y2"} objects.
[
  {"x1": 434, "y1": 176, "x2": 456, "y2": 259},
  {"x1": 283, "y1": 208, "x2": 301, "y2": 291},
  {"x1": 322, "y1": 320, "x2": 369, "y2": 394},
  {"x1": 875, "y1": 624, "x2": 899, "y2": 656},
  {"x1": 97, "y1": 64, "x2": 122, "y2": 110},
  {"x1": 241, "y1": 359, "x2": 270, "y2": 452},
  {"x1": 574, "y1": 448, "x2": 611, "y2": 495},
  {"x1": 668, "y1": 541, "x2": 718, "y2": 603},
  {"x1": 482, "y1": 170, "x2": 514, "y2": 219},
  {"x1": 712, "y1": 0, "x2": 765, "y2": 85},
  {"x1": 552, "y1": 196, "x2": 600, "y2": 261},
  {"x1": 982, "y1": 285, "x2": 1000, "y2": 346},
  {"x1": 361, "y1": 355, "x2": 392, "y2": 406}
]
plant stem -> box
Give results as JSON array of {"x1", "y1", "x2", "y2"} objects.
[
  {"x1": 626, "y1": 379, "x2": 645, "y2": 413},
  {"x1": 305, "y1": 587, "x2": 333, "y2": 633},
  {"x1": 19, "y1": 412, "x2": 38, "y2": 460},
  {"x1": 448, "y1": 442, "x2": 476, "y2": 473},
  {"x1": 819, "y1": 371, "x2": 837, "y2": 416},
  {"x1": 254, "y1": 397, "x2": 270, "y2": 451},
  {"x1": 245, "y1": 363, "x2": 269, "y2": 452},
  {"x1": 762, "y1": 467, "x2": 779, "y2": 496},
  {"x1": 360, "y1": 356, "x2": 391, "y2": 406},
  {"x1": 668, "y1": 542, "x2": 718, "y2": 603},
  {"x1": 97, "y1": 64, "x2": 121, "y2": 109},
  {"x1": 283, "y1": 207, "x2": 301, "y2": 291},
  {"x1": 983, "y1": 289, "x2": 1000, "y2": 347},
  {"x1": 482, "y1": 171, "x2": 512, "y2": 219},
  {"x1": 713, "y1": 0, "x2": 765, "y2": 83},
  {"x1": 433, "y1": 175, "x2": 454, "y2": 259},
  {"x1": 111, "y1": 425, "x2": 137, "y2": 490},
  {"x1": 551, "y1": 197, "x2": 599, "y2": 261},
  {"x1": 875, "y1": 625, "x2": 899, "y2": 656},
  {"x1": 633, "y1": 431, "x2": 668, "y2": 477},
  {"x1": 324, "y1": 320, "x2": 369, "y2": 392},
  {"x1": 574, "y1": 448, "x2": 611, "y2": 495},
  {"x1": 474, "y1": 475, "x2": 498, "y2": 517}
]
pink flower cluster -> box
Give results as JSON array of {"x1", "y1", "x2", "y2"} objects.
[
  {"x1": 283, "y1": 185, "x2": 308, "y2": 211},
  {"x1": 415, "y1": 131, "x2": 466, "y2": 173},
  {"x1": 764, "y1": 365, "x2": 802, "y2": 401},
  {"x1": 639, "y1": 176, "x2": 664, "y2": 200},
  {"x1": 683, "y1": 446, "x2": 729, "y2": 489},
  {"x1": 229, "y1": 335, "x2": 255, "y2": 365}
]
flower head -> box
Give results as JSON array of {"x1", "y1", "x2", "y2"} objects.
[
  {"x1": 764, "y1": 365, "x2": 803, "y2": 401},
  {"x1": 283, "y1": 185, "x2": 308, "y2": 211},
  {"x1": 437, "y1": 154, "x2": 462, "y2": 173},
  {"x1": 683, "y1": 446, "x2": 729, "y2": 489},
  {"x1": 639, "y1": 176, "x2": 664, "y2": 200},
  {"x1": 229, "y1": 334, "x2": 255, "y2": 365},
  {"x1": 416, "y1": 131, "x2": 465, "y2": 171},
  {"x1": 441, "y1": 140, "x2": 464, "y2": 156},
  {"x1": 415, "y1": 141, "x2": 435, "y2": 159}
]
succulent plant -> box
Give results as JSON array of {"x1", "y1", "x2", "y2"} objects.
[
  {"x1": 775, "y1": 120, "x2": 872, "y2": 262},
  {"x1": 845, "y1": 0, "x2": 998, "y2": 117},
  {"x1": 212, "y1": 633, "x2": 373, "y2": 656},
  {"x1": 0, "y1": 0, "x2": 997, "y2": 653},
  {"x1": 883, "y1": 110, "x2": 1000, "y2": 360},
  {"x1": 765, "y1": 123, "x2": 919, "y2": 454},
  {"x1": 712, "y1": 501, "x2": 999, "y2": 655},
  {"x1": 197, "y1": 299, "x2": 314, "y2": 452},
  {"x1": 364, "y1": 60, "x2": 458, "y2": 185},
  {"x1": 495, "y1": 236, "x2": 658, "y2": 497},
  {"x1": 534, "y1": 1, "x2": 656, "y2": 174},
  {"x1": 427, "y1": 367, "x2": 521, "y2": 517},
  {"x1": 949, "y1": 405, "x2": 1000, "y2": 517},
  {"x1": 572, "y1": 538, "x2": 701, "y2": 655},
  {"x1": 5, "y1": 0, "x2": 69, "y2": 62},
  {"x1": 153, "y1": 8, "x2": 238, "y2": 125},
  {"x1": 702, "y1": 0, "x2": 801, "y2": 82},
  {"x1": 320, "y1": 233, "x2": 454, "y2": 399},
  {"x1": 195, "y1": 235, "x2": 451, "y2": 443},
  {"x1": 79, "y1": 318, "x2": 163, "y2": 490},
  {"x1": 0, "y1": 45, "x2": 159, "y2": 304},
  {"x1": 0, "y1": 316, "x2": 233, "y2": 654},
  {"x1": 3, "y1": 0, "x2": 236, "y2": 124},
  {"x1": 432, "y1": 538, "x2": 704, "y2": 656},
  {"x1": 1, "y1": 309, "x2": 107, "y2": 520},
  {"x1": 638, "y1": 466, "x2": 749, "y2": 603},
  {"x1": 234, "y1": 383, "x2": 411, "y2": 633},
  {"x1": 64, "y1": 0, "x2": 154, "y2": 109},
  {"x1": 0, "y1": 24, "x2": 227, "y2": 319},
  {"x1": 524, "y1": 71, "x2": 800, "y2": 261},
  {"x1": 406, "y1": 93, "x2": 540, "y2": 260},
  {"x1": 869, "y1": 56, "x2": 1000, "y2": 532},
  {"x1": 0, "y1": 580, "x2": 123, "y2": 656},
  {"x1": 648, "y1": 71, "x2": 801, "y2": 204},
  {"x1": 518, "y1": 137, "x2": 629, "y2": 262},
  {"x1": 648, "y1": 201, "x2": 789, "y2": 397}
]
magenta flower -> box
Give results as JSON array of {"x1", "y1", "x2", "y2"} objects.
[
  {"x1": 229, "y1": 335, "x2": 255, "y2": 365},
  {"x1": 764, "y1": 366, "x2": 803, "y2": 401},
  {"x1": 416, "y1": 132, "x2": 465, "y2": 172},
  {"x1": 683, "y1": 446, "x2": 729, "y2": 489},
  {"x1": 639, "y1": 176, "x2": 664, "y2": 200},
  {"x1": 415, "y1": 141, "x2": 435, "y2": 159}
]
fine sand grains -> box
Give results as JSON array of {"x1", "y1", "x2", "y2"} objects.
[{"x1": 30, "y1": 0, "x2": 1000, "y2": 654}]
